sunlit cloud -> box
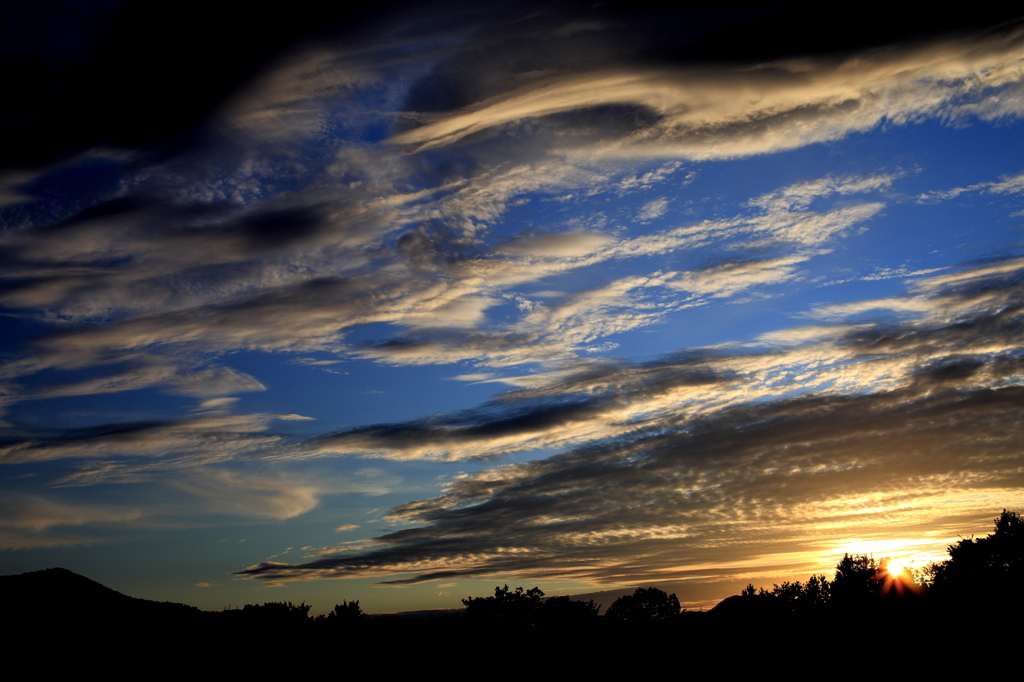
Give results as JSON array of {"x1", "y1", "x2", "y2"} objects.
[
  {"x1": 0, "y1": 494, "x2": 144, "y2": 550},
  {"x1": 2, "y1": 2, "x2": 1023, "y2": 613},
  {"x1": 0, "y1": 413, "x2": 310, "y2": 477},
  {"x1": 668, "y1": 255, "x2": 809, "y2": 298},
  {"x1": 299, "y1": 258, "x2": 1024, "y2": 467},
  {"x1": 389, "y1": 32, "x2": 1024, "y2": 159},
  {"x1": 917, "y1": 170, "x2": 1024, "y2": 202},
  {"x1": 231, "y1": 253, "x2": 1024, "y2": 583},
  {"x1": 240, "y1": 380, "x2": 1024, "y2": 584}
]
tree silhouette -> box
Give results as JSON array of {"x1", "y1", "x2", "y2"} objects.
[
  {"x1": 238, "y1": 601, "x2": 311, "y2": 626},
  {"x1": 734, "y1": 577, "x2": 831, "y2": 616},
  {"x1": 929, "y1": 509, "x2": 1024, "y2": 603},
  {"x1": 536, "y1": 595, "x2": 600, "y2": 627},
  {"x1": 321, "y1": 599, "x2": 363, "y2": 626},
  {"x1": 830, "y1": 554, "x2": 879, "y2": 606},
  {"x1": 604, "y1": 587, "x2": 680, "y2": 624},
  {"x1": 802, "y1": 574, "x2": 831, "y2": 607},
  {"x1": 462, "y1": 585, "x2": 545, "y2": 626}
]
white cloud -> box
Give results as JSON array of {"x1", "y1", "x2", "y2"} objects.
[
  {"x1": 748, "y1": 173, "x2": 898, "y2": 213},
  {"x1": 917, "y1": 170, "x2": 1024, "y2": 202},
  {"x1": 615, "y1": 162, "x2": 686, "y2": 192},
  {"x1": 669, "y1": 255, "x2": 809, "y2": 298},
  {"x1": 303, "y1": 257, "x2": 1024, "y2": 462},
  {"x1": 637, "y1": 198, "x2": 670, "y2": 222}
]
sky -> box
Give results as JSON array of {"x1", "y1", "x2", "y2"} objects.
[{"x1": 1, "y1": 1, "x2": 1023, "y2": 613}]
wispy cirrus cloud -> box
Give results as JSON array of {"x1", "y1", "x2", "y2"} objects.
[
  {"x1": 3, "y1": 4, "x2": 1024, "y2": 599},
  {"x1": 0, "y1": 412, "x2": 310, "y2": 475},
  {"x1": 748, "y1": 173, "x2": 900, "y2": 213},
  {"x1": 233, "y1": 259, "x2": 1024, "y2": 587},
  {"x1": 6, "y1": 0, "x2": 1016, "y2": 422},
  {"x1": 667, "y1": 254, "x2": 810, "y2": 298},
  {"x1": 299, "y1": 258, "x2": 1024, "y2": 465},
  {"x1": 389, "y1": 31, "x2": 1024, "y2": 159},
  {"x1": 239, "y1": 382, "x2": 1024, "y2": 585},
  {"x1": 916, "y1": 170, "x2": 1024, "y2": 202},
  {"x1": 0, "y1": 465, "x2": 396, "y2": 549},
  {"x1": 0, "y1": 494, "x2": 145, "y2": 550},
  {"x1": 13, "y1": 252, "x2": 1008, "y2": 485},
  {"x1": 0, "y1": 167, "x2": 889, "y2": 396}
]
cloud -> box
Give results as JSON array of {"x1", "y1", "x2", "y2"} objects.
[
  {"x1": 349, "y1": 186, "x2": 886, "y2": 369},
  {"x1": 389, "y1": 31, "x2": 1024, "y2": 159},
  {"x1": 6, "y1": 251, "x2": 1016, "y2": 505},
  {"x1": 755, "y1": 325, "x2": 869, "y2": 347},
  {"x1": 917, "y1": 170, "x2": 1024, "y2": 202},
  {"x1": 861, "y1": 266, "x2": 948, "y2": 281},
  {"x1": 238, "y1": 381, "x2": 1024, "y2": 584},
  {"x1": 299, "y1": 258, "x2": 1024, "y2": 463},
  {"x1": 668, "y1": 255, "x2": 809, "y2": 298},
  {"x1": 220, "y1": 47, "x2": 378, "y2": 144},
  {"x1": 0, "y1": 494, "x2": 143, "y2": 533},
  {"x1": 0, "y1": 464, "x2": 394, "y2": 548},
  {"x1": 177, "y1": 466, "x2": 397, "y2": 519},
  {"x1": 165, "y1": 367, "x2": 267, "y2": 398},
  {"x1": 19, "y1": 361, "x2": 266, "y2": 402},
  {"x1": 615, "y1": 162, "x2": 686, "y2": 192},
  {"x1": 0, "y1": 28, "x2": 900, "y2": 404},
  {"x1": 3, "y1": 5, "x2": 1023, "y2": 570},
  {"x1": 450, "y1": 373, "x2": 495, "y2": 382},
  {"x1": 748, "y1": 174, "x2": 899, "y2": 213},
  {"x1": 170, "y1": 469, "x2": 325, "y2": 521},
  {"x1": 193, "y1": 397, "x2": 240, "y2": 413},
  {"x1": 0, "y1": 413, "x2": 309, "y2": 484},
  {"x1": 0, "y1": 494, "x2": 144, "y2": 550},
  {"x1": 637, "y1": 198, "x2": 669, "y2": 222},
  {"x1": 232, "y1": 256, "x2": 1024, "y2": 582}
]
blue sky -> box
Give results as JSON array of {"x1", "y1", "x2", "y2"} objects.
[{"x1": 2, "y1": 1, "x2": 1023, "y2": 612}]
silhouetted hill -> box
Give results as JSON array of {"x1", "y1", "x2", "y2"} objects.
[{"x1": 3, "y1": 567, "x2": 201, "y2": 630}]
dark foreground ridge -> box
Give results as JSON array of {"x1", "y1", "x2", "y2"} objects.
[{"x1": 6, "y1": 510, "x2": 1021, "y2": 671}]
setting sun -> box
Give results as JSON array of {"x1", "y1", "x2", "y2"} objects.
[
  {"x1": 877, "y1": 559, "x2": 922, "y2": 598},
  {"x1": 886, "y1": 559, "x2": 907, "y2": 577}
]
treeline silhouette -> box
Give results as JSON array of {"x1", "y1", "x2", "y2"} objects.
[
  {"x1": 717, "y1": 509, "x2": 1023, "y2": 618},
  {"x1": 7, "y1": 510, "x2": 1021, "y2": 667}
]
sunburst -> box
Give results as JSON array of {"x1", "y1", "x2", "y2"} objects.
[{"x1": 876, "y1": 558, "x2": 923, "y2": 598}]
